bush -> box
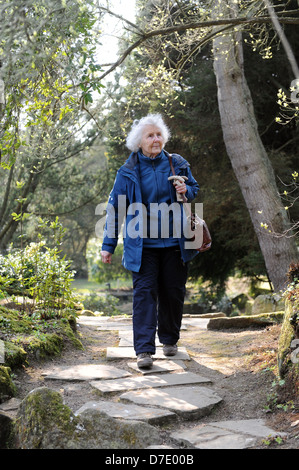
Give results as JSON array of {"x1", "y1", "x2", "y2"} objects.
[
  {"x1": 82, "y1": 292, "x2": 121, "y2": 316},
  {"x1": 87, "y1": 242, "x2": 130, "y2": 284},
  {"x1": 0, "y1": 241, "x2": 78, "y2": 319}
]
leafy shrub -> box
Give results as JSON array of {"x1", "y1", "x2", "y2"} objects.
[
  {"x1": 87, "y1": 242, "x2": 130, "y2": 284},
  {"x1": 0, "y1": 241, "x2": 78, "y2": 318},
  {"x1": 82, "y1": 292, "x2": 121, "y2": 316}
]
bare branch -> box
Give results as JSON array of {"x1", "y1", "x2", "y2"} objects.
[
  {"x1": 263, "y1": 0, "x2": 299, "y2": 79},
  {"x1": 96, "y1": 12, "x2": 299, "y2": 81},
  {"x1": 97, "y1": 5, "x2": 143, "y2": 34}
]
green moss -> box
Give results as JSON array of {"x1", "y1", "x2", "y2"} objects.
[
  {"x1": 278, "y1": 299, "x2": 299, "y2": 378},
  {"x1": 0, "y1": 307, "x2": 33, "y2": 334},
  {"x1": 0, "y1": 306, "x2": 83, "y2": 369},
  {"x1": 208, "y1": 311, "x2": 284, "y2": 330},
  {"x1": 58, "y1": 318, "x2": 83, "y2": 350},
  {"x1": 14, "y1": 388, "x2": 79, "y2": 449},
  {"x1": 4, "y1": 342, "x2": 27, "y2": 368},
  {"x1": 0, "y1": 366, "x2": 16, "y2": 401},
  {"x1": 22, "y1": 333, "x2": 64, "y2": 359}
]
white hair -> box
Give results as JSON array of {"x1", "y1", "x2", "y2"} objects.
[{"x1": 126, "y1": 113, "x2": 171, "y2": 152}]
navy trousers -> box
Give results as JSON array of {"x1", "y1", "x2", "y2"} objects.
[{"x1": 132, "y1": 247, "x2": 188, "y2": 355}]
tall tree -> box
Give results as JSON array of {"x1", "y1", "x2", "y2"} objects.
[
  {"x1": 0, "y1": 0, "x2": 106, "y2": 250},
  {"x1": 212, "y1": 0, "x2": 298, "y2": 291},
  {"x1": 98, "y1": 0, "x2": 299, "y2": 291}
]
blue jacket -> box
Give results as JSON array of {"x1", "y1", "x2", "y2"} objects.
[{"x1": 101, "y1": 150, "x2": 200, "y2": 272}]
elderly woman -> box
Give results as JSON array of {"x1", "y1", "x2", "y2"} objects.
[{"x1": 101, "y1": 114, "x2": 199, "y2": 369}]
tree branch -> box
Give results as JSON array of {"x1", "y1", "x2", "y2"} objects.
[
  {"x1": 96, "y1": 12, "x2": 299, "y2": 82},
  {"x1": 97, "y1": 5, "x2": 143, "y2": 34},
  {"x1": 263, "y1": 0, "x2": 299, "y2": 79},
  {"x1": 32, "y1": 185, "x2": 106, "y2": 217}
]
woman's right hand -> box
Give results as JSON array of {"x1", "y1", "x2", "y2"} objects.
[{"x1": 100, "y1": 251, "x2": 112, "y2": 264}]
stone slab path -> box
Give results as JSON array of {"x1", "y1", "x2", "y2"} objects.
[
  {"x1": 75, "y1": 400, "x2": 177, "y2": 425},
  {"x1": 42, "y1": 364, "x2": 132, "y2": 381},
  {"x1": 120, "y1": 386, "x2": 223, "y2": 420},
  {"x1": 106, "y1": 346, "x2": 191, "y2": 360},
  {"x1": 90, "y1": 371, "x2": 212, "y2": 395},
  {"x1": 171, "y1": 418, "x2": 287, "y2": 449},
  {"x1": 5, "y1": 313, "x2": 280, "y2": 450},
  {"x1": 60, "y1": 313, "x2": 286, "y2": 449}
]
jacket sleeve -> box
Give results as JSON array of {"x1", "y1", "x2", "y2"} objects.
[
  {"x1": 101, "y1": 171, "x2": 127, "y2": 254},
  {"x1": 184, "y1": 165, "x2": 199, "y2": 202},
  {"x1": 172, "y1": 154, "x2": 199, "y2": 202}
]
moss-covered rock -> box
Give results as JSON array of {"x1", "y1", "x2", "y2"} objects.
[
  {"x1": 21, "y1": 333, "x2": 64, "y2": 360},
  {"x1": 13, "y1": 387, "x2": 162, "y2": 449},
  {"x1": 3, "y1": 342, "x2": 27, "y2": 368},
  {"x1": 0, "y1": 306, "x2": 83, "y2": 369},
  {"x1": 207, "y1": 312, "x2": 284, "y2": 330},
  {"x1": 278, "y1": 300, "x2": 299, "y2": 377},
  {"x1": 79, "y1": 310, "x2": 96, "y2": 316},
  {"x1": 0, "y1": 366, "x2": 16, "y2": 402},
  {"x1": 251, "y1": 294, "x2": 284, "y2": 315},
  {"x1": 0, "y1": 307, "x2": 33, "y2": 334},
  {"x1": 58, "y1": 318, "x2": 83, "y2": 350},
  {"x1": 14, "y1": 387, "x2": 78, "y2": 449},
  {"x1": 277, "y1": 299, "x2": 299, "y2": 403}
]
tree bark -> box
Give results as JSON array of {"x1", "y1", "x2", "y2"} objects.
[{"x1": 212, "y1": 0, "x2": 298, "y2": 292}]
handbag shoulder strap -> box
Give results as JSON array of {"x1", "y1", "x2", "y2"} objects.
[{"x1": 168, "y1": 154, "x2": 176, "y2": 176}]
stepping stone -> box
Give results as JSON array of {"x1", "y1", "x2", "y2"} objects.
[
  {"x1": 120, "y1": 386, "x2": 223, "y2": 420},
  {"x1": 78, "y1": 316, "x2": 131, "y2": 330},
  {"x1": 118, "y1": 331, "x2": 162, "y2": 347},
  {"x1": 90, "y1": 372, "x2": 211, "y2": 395},
  {"x1": 0, "y1": 398, "x2": 21, "y2": 412},
  {"x1": 127, "y1": 359, "x2": 187, "y2": 375},
  {"x1": 118, "y1": 331, "x2": 134, "y2": 347},
  {"x1": 106, "y1": 346, "x2": 190, "y2": 361},
  {"x1": 42, "y1": 364, "x2": 132, "y2": 381},
  {"x1": 212, "y1": 419, "x2": 287, "y2": 438},
  {"x1": 75, "y1": 400, "x2": 176, "y2": 425},
  {"x1": 182, "y1": 318, "x2": 210, "y2": 329},
  {"x1": 97, "y1": 323, "x2": 132, "y2": 331},
  {"x1": 171, "y1": 419, "x2": 287, "y2": 449},
  {"x1": 172, "y1": 424, "x2": 256, "y2": 449}
]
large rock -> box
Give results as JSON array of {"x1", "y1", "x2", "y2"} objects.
[
  {"x1": 13, "y1": 387, "x2": 162, "y2": 449},
  {"x1": 207, "y1": 312, "x2": 284, "y2": 330},
  {"x1": 278, "y1": 300, "x2": 299, "y2": 377},
  {"x1": 276, "y1": 300, "x2": 299, "y2": 403},
  {"x1": 251, "y1": 294, "x2": 284, "y2": 315}
]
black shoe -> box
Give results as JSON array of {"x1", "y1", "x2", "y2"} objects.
[
  {"x1": 163, "y1": 344, "x2": 178, "y2": 356},
  {"x1": 137, "y1": 352, "x2": 153, "y2": 369}
]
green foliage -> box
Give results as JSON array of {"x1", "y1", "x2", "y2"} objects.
[
  {"x1": 0, "y1": 218, "x2": 79, "y2": 319},
  {"x1": 99, "y1": 0, "x2": 299, "y2": 290},
  {"x1": 0, "y1": 306, "x2": 83, "y2": 368},
  {"x1": 264, "y1": 378, "x2": 295, "y2": 414},
  {"x1": 0, "y1": 0, "x2": 107, "y2": 259},
  {"x1": 82, "y1": 292, "x2": 121, "y2": 317},
  {"x1": 189, "y1": 283, "x2": 232, "y2": 315},
  {"x1": 0, "y1": 0, "x2": 100, "y2": 167},
  {"x1": 87, "y1": 241, "x2": 131, "y2": 284}
]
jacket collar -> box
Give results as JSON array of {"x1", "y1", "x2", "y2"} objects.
[{"x1": 122, "y1": 150, "x2": 189, "y2": 174}]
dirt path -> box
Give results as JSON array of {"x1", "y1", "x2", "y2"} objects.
[{"x1": 11, "y1": 316, "x2": 299, "y2": 449}]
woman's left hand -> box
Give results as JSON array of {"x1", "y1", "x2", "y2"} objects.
[{"x1": 174, "y1": 182, "x2": 187, "y2": 195}]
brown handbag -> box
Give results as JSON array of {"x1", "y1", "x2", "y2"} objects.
[{"x1": 168, "y1": 155, "x2": 212, "y2": 253}]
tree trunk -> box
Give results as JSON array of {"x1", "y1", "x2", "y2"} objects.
[{"x1": 212, "y1": 0, "x2": 298, "y2": 292}]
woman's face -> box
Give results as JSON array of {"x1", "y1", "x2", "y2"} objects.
[{"x1": 140, "y1": 125, "x2": 164, "y2": 158}]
